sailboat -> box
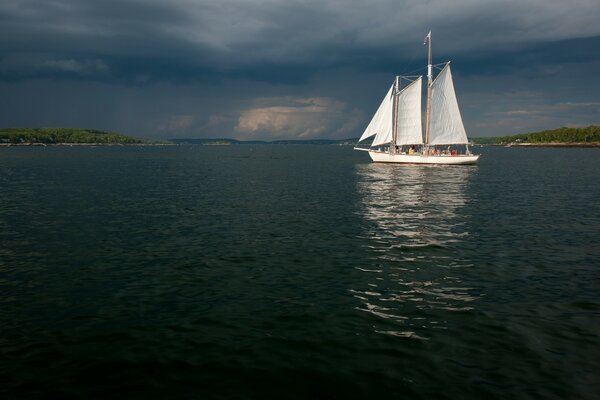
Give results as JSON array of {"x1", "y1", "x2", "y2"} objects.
[{"x1": 354, "y1": 31, "x2": 480, "y2": 165}]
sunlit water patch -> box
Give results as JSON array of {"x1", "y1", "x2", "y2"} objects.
[{"x1": 353, "y1": 164, "x2": 479, "y2": 339}]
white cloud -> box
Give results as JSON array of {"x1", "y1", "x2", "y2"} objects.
[{"x1": 234, "y1": 96, "x2": 358, "y2": 140}]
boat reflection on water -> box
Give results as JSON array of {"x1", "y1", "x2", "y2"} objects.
[{"x1": 352, "y1": 163, "x2": 479, "y2": 340}]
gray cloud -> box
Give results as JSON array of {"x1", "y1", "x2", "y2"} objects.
[
  {"x1": 476, "y1": 102, "x2": 600, "y2": 133},
  {"x1": 3, "y1": 0, "x2": 600, "y2": 81}
]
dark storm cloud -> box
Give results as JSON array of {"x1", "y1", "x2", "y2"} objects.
[
  {"x1": 3, "y1": 0, "x2": 600, "y2": 83},
  {"x1": 0, "y1": 0, "x2": 215, "y2": 82},
  {"x1": 1, "y1": 0, "x2": 599, "y2": 138}
]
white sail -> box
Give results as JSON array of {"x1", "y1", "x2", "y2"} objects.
[
  {"x1": 357, "y1": 84, "x2": 394, "y2": 146},
  {"x1": 371, "y1": 112, "x2": 393, "y2": 146},
  {"x1": 396, "y1": 77, "x2": 423, "y2": 145},
  {"x1": 428, "y1": 65, "x2": 468, "y2": 145}
]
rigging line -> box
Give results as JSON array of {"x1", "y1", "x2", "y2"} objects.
[
  {"x1": 399, "y1": 65, "x2": 428, "y2": 77},
  {"x1": 399, "y1": 48, "x2": 419, "y2": 76},
  {"x1": 399, "y1": 42, "x2": 431, "y2": 77},
  {"x1": 399, "y1": 75, "x2": 422, "y2": 81}
]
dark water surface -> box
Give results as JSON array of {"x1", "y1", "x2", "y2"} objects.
[{"x1": 1, "y1": 145, "x2": 599, "y2": 399}]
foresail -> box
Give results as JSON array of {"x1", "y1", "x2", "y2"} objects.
[
  {"x1": 396, "y1": 77, "x2": 423, "y2": 145},
  {"x1": 428, "y1": 65, "x2": 469, "y2": 145},
  {"x1": 358, "y1": 84, "x2": 394, "y2": 146}
]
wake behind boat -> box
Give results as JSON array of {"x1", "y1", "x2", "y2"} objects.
[{"x1": 354, "y1": 31, "x2": 480, "y2": 165}]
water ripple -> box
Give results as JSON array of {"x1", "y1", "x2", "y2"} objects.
[{"x1": 1, "y1": 146, "x2": 599, "y2": 399}]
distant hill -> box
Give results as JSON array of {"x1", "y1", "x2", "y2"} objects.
[
  {"x1": 0, "y1": 129, "x2": 358, "y2": 145},
  {"x1": 172, "y1": 138, "x2": 358, "y2": 145},
  {"x1": 471, "y1": 126, "x2": 600, "y2": 145},
  {"x1": 171, "y1": 138, "x2": 261, "y2": 145},
  {"x1": 0, "y1": 128, "x2": 144, "y2": 144}
]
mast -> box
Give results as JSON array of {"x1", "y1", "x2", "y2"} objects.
[
  {"x1": 391, "y1": 76, "x2": 399, "y2": 154},
  {"x1": 424, "y1": 31, "x2": 432, "y2": 146}
]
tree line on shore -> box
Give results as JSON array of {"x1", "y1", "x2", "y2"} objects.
[
  {"x1": 471, "y1": 126, "x2": 600, "y2": 144},
  {"x1": 0, "y1": 128, "x2": 143, "y2": 144}
]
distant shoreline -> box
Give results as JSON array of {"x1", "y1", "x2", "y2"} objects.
[
  {"x1": 483, "y1": 142, "x2": 600, "y2": 148},
  {"x1": 2, "y1": 126, "x2": 599, "y2": 147},
  {"x1": 470, "y1": 126, "x2": 600, "y2": 145},
  {"x1": 0, "y1": 142, "x2": 175, "y2": 147}
]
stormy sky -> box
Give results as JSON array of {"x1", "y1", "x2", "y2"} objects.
[{"x1": 1, "y1": 0, "x2": 599, "y2": 139}]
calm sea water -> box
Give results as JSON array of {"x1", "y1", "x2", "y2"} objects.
[{"x1": 1, "y1": 145, "x2": 599, "y2": 399}]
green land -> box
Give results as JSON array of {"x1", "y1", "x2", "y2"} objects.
[
  {"x1": 471, "y1": 126, "x2": 600, "y2": 146},
  {"x1": 0, "y1": 128, "x2": 146, "y2": 145}
]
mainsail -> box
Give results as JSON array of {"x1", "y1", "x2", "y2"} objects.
[
  {"x1": 428, "y1": 65, "x2": 468, "y2": 145},
  {"x1": 395, "y1": 77, "x2": 423, "y2": 145},
  {"x1": 358, "y1": 84, "x2": 394, "y2": 144}
]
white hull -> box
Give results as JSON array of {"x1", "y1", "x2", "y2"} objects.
[{"x1": 368, "y1": 150, "x2": 479, "y2": 165}]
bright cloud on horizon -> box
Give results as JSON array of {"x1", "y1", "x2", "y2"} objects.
[{"x1": 234, "y1": 97, "x2": 361, "y2": 140}]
